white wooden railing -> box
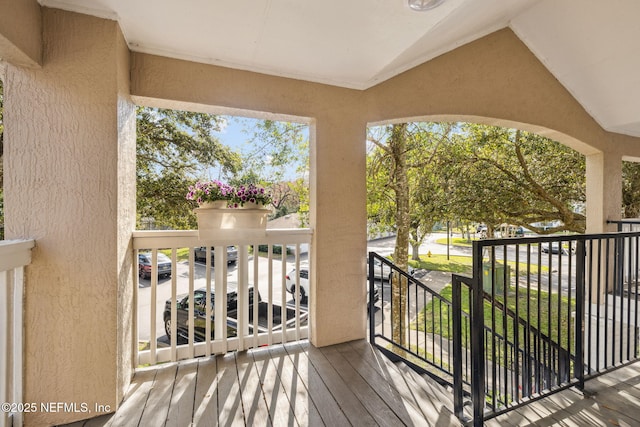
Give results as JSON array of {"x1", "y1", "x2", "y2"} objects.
[
  {"x1": 0, "y1": 239, "x2": 34, "y2": 427},
  {"x1": 132, "y1": 229, "x2": 312, "y2": 366}
]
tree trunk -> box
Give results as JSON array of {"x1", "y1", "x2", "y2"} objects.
[{"x1": 390, "y1": 124, "x2": 409, "y2": 349}]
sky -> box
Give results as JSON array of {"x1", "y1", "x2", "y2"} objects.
[{"x1": 207, "y1": 116, "x2": 308, "y2": 182}]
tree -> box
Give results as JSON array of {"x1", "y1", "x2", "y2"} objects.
[
  {"x1": 235, "y1": 119, "x2": 310, "y2": 224},
  {"x1": 367, "y1": 123, "x2": 452, "y2": 259},
  {"x1": 136, "y1": 107, "x2": 241, "y2": 229},
  {"x1": 623, "y1": 161, "x2": 640, "y2": 218},
  {"x1": 443, "y1": 124, "x2": 586, "y2": 235},
  {"x1": 367, "y1": 122, "x2": 452, "y2": 348}
]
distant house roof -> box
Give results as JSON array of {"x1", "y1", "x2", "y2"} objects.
[{"x1": 267, "y1": 214, "x2": 302, "y2": 229}]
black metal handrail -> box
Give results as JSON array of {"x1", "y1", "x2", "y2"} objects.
[
  {"x1": 369, "y1": 252, "x2": 464, "y2": 386},
  {"x1": 453, "y1": 231, "x2": 640, "y2": 426},
  {"x1": 370, "y1": 251, "x2": 573, "y2": 420},
  {"x1": 369, "y1": 252, "x2": 531, "y2": 397}
]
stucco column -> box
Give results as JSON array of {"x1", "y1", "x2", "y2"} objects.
[
  {"x1": 3, "y1": 9, "x2": 135, "y2": 426},
  {"x1": 586, "y1": 151, "x2": 622, "y2": 233},
  {"x1": 585, "y1": 151, "x2": 622, "y2": 298},
  {"x1": 310, "y1": 113, "x2": 367, "y2": 346}
]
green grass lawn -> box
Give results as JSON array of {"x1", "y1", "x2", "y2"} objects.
[
  {"x1": 408, "y1": 253, "x2": 473, "y2": 274},
  {"x1": 435, "y1": 237, "x2": 476, "y2": 247},
  {"x1": 408, "y1": 253, "x2": 548, "y2": 276},
  {"x1": 159, "y1": 247, "x2": 191, "y2": 261},
  {"x1": 413, "y1": 283, "x2": 576, "y2": 366}
]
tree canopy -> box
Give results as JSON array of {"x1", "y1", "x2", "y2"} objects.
[
  {"x1": 442, "y1": 124, "x2": 586, "y2": 234},
  {"x1": 367, "y1": 122, "x2": 588, "y2": 254},
  {"x1": 623, "y1": 161, "x2": 640, "y2": 218},
  {"x1": 136, "y1": 111, "x2": 310, "y2": 229},
  {"x1": 233, "y1": 119, "x2": 310, "y2": 224},
  {"x1": 136, "y1": 107, "x2": 242, "y2": 229}
]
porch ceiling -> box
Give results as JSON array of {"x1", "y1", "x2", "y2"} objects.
[{"x1": 39, "y1": 0, "x2": 640, "y2": 137}]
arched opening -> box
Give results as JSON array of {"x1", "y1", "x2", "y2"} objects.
[{"x1": 131, "y1": 98, "x2": 313, "y2": 363}]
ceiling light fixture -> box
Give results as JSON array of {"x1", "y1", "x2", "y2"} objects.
[{"x1": 407, "y1": 0, "x2": 446, "y2": 11}]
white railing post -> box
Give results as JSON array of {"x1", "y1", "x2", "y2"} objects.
[
  {"x1": 131, "y1": 229, "x2": 311, "y2": 366},
  {"x1": 237, "y1": 245, "x2": 249, "y2": 351},
  {"x1": 0, "y1": 270, "x2": 7, "y2": 427},
  {"x1": 0, "y1": 239, "x2": 35, "y2": 427}
]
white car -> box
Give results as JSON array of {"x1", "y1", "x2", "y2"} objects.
[
  {"x1": 367, "y1": 257, "x2": 392, "y2": 282},
  {"x1": 286, "y1": 263, "x2": 380, "y2": 307},
  {"x1": 285, "y1": 264, "x2": 309, "y2": 303}
]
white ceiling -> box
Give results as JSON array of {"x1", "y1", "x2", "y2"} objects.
[{"x1": 39, "y1": 0, "x2": 640, "y2": 137}]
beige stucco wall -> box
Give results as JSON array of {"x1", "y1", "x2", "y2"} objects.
[
  {"x1": 366, "y1": 28, "x2": 640, "y2": 231},
  {"x1": 0, "y1": 0, "x2": 41, "y2": 67},
  {"x1": 3, "y1": 9, "x2": 135, "y2": 426},
  {"x1": 130, "y1": 53, "x2": 370, "y2": 347},
  {"x1": 3, "y1": 8, "x2": 640, "y2": 426}
]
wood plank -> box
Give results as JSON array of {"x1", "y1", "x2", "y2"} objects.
[
  {"x1": 334, "y1": 342, "x2": 429, "y2": 426},
  {"x1": 216, "y1": 352, "x2": 246, "y2": 426},
  {"x1": 166, "y1": 359, "x2": 199, "y2": 426},
  {"x1": 347, "y1": 340, "x2": 432, "y2": 421},
  {"x1": 251, "y1": 347, "x2": 298, "y2": 427},
  {"x1": 301, "y1": 343, "x2": 378, "y2": 426},
  {"x1": 108, "y1": 368, "x2": 158, "y2": 426},
  {"x1": 319, "y1": 345, "x2": 404, "y2": 425},
  {"x1": 284, "y1": 342, "x2": 349, "y2": 426},
  {"x1": 235, "y1": 350, "x2": 272, "y2": 426},
  {"x1": 192, "y1": 356, "x2": 218, "y2": 426},
  {"x1": 137, "y1": 363, "x2": 178, "y2": 426},
  {"x1": 395, "y1": 363, "x2": 455, "y2": 410},
  {"x1": 268, "y1": 343, "x2": 323, "y2": 426},
  {"x1": 352, "y1": 340, "x2": 462, "y2": 425}
]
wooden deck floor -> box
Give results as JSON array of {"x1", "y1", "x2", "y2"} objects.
[
  {"x1": 61, "y1": 340, "x2": 459, "y2": 427},
  {"x1": 487, "y1": 362, "x2": 640, "y2": 427},
  {"x1": 60, "y1": 339, "x2": 640, "y2": 427}
]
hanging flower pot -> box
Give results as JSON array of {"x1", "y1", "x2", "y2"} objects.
[
  {"x1": 187, "y1": 180, "x2": 274, "y2": 238},
  {"x1": 195, "y1": 206, "x2": 270, "y2": 239}
]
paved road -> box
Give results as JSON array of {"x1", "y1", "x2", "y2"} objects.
[{"x1": 138, "y1": 252, "x2": 305, "y2": 342}]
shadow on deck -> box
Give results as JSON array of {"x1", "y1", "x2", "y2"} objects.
[
  {"x1": 59, "y1": 340, "x2": 459, "y2": 426},
  {"x1": 59, "y1": 339, "x2": 640, "y2": 426}
]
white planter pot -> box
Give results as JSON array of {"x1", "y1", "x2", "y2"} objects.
[
  {"x1": 240, "y1": 201, "x2": 264, "y2": 209},
  {"x1": 195, "y1": 207, "x2": 269, "y2": 239}
]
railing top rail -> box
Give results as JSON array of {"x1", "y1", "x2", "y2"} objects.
[
  {"x1": 0, "y1": 239, "x2": 36, "y2": 271},
  {"x1": 369, "y1": 252, "x2": 448, "y2": 301},
  {"x1": 607, "y1": 219, "x2": 640, "y2": 224},
  {"x1": 133, "y1": 228, "x2": 313, "y2": 249},
  {"x1": 474, "y1": 229, "x2": 640, "y2": 248}
]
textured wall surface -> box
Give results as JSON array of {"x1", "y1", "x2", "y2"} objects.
[
  {"x1": 131, "y1": 53, "x2": 370, "y2": 347},
  {"x1": 0, "y1": 0, "x2": 41, "y2": 67},
  {"x1": 115, "y1": 19, "x2": 136, "y2": 407},
  {"x1": 3, "y1": 7, "x2": 640, "y2": 426},
  {"x1": 129, "y1": 28, "x2": 640, "y2": 350},
  {"x1": 4, "y1": 9, "x2": 134, "y2": 426}
]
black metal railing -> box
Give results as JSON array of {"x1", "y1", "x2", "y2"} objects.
[
  {"x1": 369, "y1": 230, "x2": 640, "y2": 426},
  {"x1": 368, "y1": 252, "x2": 466, "y2": 387},
  {"x1": 451, "y1": 232, "x2": 640, "y2": 426}
]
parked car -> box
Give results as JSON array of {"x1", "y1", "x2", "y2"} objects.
[
  {"x1": 366, "y1": 257, "x2": 415, "y2": 282},
  {"x1": 286, "y1": 264, "x2": 380, "y2": 307},
  {"x1": 194, "y1": 246, "x2": 238, "y2": 265},
  {"x1": 367, "y1": 257, "x2": 392, "y2": 282},
  {"x1": 368, "y1": 285, "x2": 380, "y2": 305},
  {"x1": 138, "y1": 252, "x2": 172, "y2": 279},
  {"x1": 541, "y1": 241, "x2": 574, "y2": 254},
  {"x1": 164, "y1": 285, "x2": 306, "y2": 341},
  {"x1": 285, "y1": 264, "x2": 310, "y2": 303}
]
